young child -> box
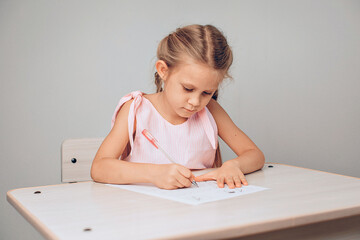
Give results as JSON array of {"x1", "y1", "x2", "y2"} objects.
[{"x1": 91, "y1": 24, "x2": 265, "y2": 190}]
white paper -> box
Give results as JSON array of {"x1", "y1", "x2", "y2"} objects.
[{"x1": 107, "y1": 181, "x2": 268, "y2": 205}]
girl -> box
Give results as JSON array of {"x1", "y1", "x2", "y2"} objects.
[{"x1": 91, "y1": 24, "x2": 265, "y2": 190}]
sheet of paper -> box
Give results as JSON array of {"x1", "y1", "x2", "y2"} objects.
[{"x1": 107, "y1": 181, "x2": 268, "y2": 205}]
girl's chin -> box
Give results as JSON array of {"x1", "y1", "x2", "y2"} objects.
[{"x1": 175, "y1": 109, "x2": 192, "y2": 119}]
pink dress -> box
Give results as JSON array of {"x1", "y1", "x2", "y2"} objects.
[{"x1": 111, "y1": 91, "x2": 218, "y2": 169}]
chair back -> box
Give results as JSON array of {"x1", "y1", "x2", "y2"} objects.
[{"x1": 61, "y1": 138, "x2": 103, "y2": 182}]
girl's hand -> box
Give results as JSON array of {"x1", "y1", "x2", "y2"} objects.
[
  {"x1": 195, "y1": 160, "x2": 248, "y2": 189},
  {"x1": 151, "y1": 164, "x2": 194, "y2": 190}
]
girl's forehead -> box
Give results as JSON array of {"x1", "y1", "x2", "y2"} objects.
[{"x1": 171, "y1": 59, "x2": 223, "y2": 89}]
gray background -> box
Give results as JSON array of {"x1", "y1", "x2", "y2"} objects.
[{"x1": 1, "y1": 0, "x2": 359, "y2": 239}]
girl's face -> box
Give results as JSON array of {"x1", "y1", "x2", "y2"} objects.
[{"x1": 159, "y1": 57, "x2": 222, "y2": 122}]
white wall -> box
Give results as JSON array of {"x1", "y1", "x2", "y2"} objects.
[{"x1": 1, "y1": 0, "x2": 359, "y2": 239}]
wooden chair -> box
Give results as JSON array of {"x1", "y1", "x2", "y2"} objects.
[{"x1": 61, "y1": 138, "x2": 104, "y2": 183}]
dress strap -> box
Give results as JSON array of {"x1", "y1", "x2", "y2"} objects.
[
  {"x1": 111, "y1": 91, "x2": 143, "y2": 156},
  {"x1": 198, "y1": 107, "x2": 217, "y2": 149}
]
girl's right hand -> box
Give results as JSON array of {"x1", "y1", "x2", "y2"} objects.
[{"x1": 151, "y1": 164, "x2": 193, "y2": 190}]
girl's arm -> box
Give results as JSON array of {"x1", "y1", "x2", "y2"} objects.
[
  {"x1": 195, "y1": 99, "x2": 265, "y2": 188},
  {"x1": 90, "y1": 100, "x2": 193, "y2": 189}
]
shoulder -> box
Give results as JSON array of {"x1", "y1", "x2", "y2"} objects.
[
  {"x1": 206, "y1": 99, "x2": 228, "y2": 119},
  {"x1": 114, "y1": 98, "x2": 134, "y2": 118},
  {"x1": 143, "y1": 92, "x2": 157, "y2": 100},
  {"x1": 112, "y1": 91, "x2": 156, "y2": 130},
  {"x1": 206, "y1": 98, "x2": 220, "y2": 111},
  {"x1": 122, "y1": 99, "x2": 134, "y2": 110},
  {"x1": 143, "y1": 92, "x2": 159, "y2": 105},
  {"x1": 206, "y1": 99, "x2": 235, "y2": 133},
  {"x1": 112, "y1": 90, "x2": 146, "y2": 123},
  {"x1": 113, "y1": 99, "x2": 134, "y2": 125}
]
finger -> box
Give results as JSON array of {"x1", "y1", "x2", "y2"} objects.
[
  {"x1": 176, "y1": 174, "x2": 192, "y2": 188},
  {"x1": 176, "y1": 165, "x2": 192, "y2": 179},
  {"x1": 162, "y1": 179, "x2": 181, "y2": 190},
  {"x1": 233, "y1": 177, "x2": 242, "y2": 188},
  {"x1": 239, "y1": 173, "x2": 248, "y2": 186},
  {"x1": 217, "y1": 176, "x2": 225, "y2": 188},
  {"x1": 225, "y1": 177, "x2": 235, "y2": 189},
  {"x1": 195, "y1": 171, "x2": 216, "y2": 182},
  {"x1": 170, "y1": 177, "x2": 183, "y2": 189},
  {"x1": 165, "y1": 185, "x2": 178, "y2": 190}
]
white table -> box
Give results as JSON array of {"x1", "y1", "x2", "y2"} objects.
[{"x1": 7, "y1": 163, "x2": 360, "y2": 239}]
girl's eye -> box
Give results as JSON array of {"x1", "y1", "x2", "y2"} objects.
[
  {"x1": 183, "y1": 87, "x2": 193, "y2": 92},
  {"x1": 203, "y1": 91, "x2": 212, "y2": 95}
]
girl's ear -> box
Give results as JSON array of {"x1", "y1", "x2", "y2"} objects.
[{"x1": 155, "y1": 60, "x2": 169, "y2": 81}]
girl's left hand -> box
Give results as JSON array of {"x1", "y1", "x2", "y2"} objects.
[{"x1": 195, "y1": 160, "x2": 248, "y2": 189}]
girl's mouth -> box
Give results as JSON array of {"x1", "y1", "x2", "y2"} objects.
[{"x1": 184, "y1": 108, "x2": 195, "y2": 113}]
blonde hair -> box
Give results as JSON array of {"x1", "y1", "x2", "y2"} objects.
[{"x1": 154, "y1": 24, "x2": 233, "y2": 167}]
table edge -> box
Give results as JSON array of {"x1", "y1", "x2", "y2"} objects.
[
  {"x1": 163, "y1": 205, "x2": 360, "y2": 239},
  {"x1": 7, "y1": 189, "x2": 59, "y2": 240}
]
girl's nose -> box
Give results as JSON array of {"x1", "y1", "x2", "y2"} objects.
[{"x1": 188, "y1": 95, "x2": 201, "y2": 107}]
